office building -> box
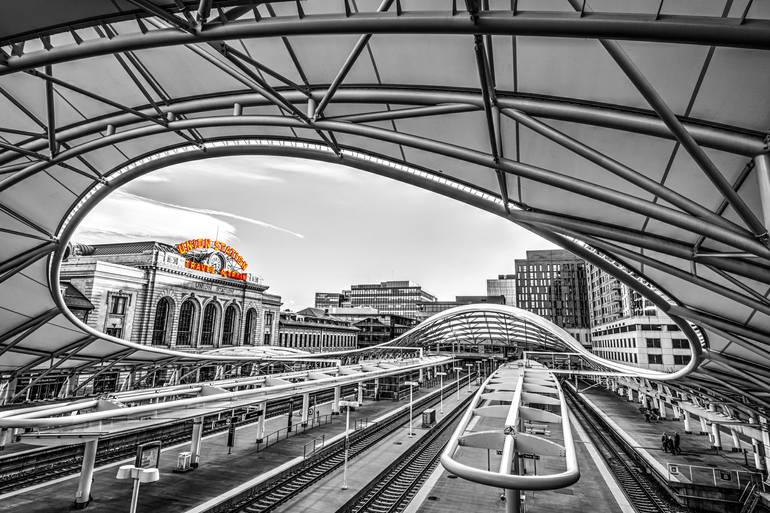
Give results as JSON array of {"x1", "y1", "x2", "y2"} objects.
[
  {"x1": 277, "y1": 308, "x2": 358, "y2": 351},
  {"x1": 515, "y1": 250, "x2": 591, "y2": 345},
  {"x1": 587, "y1": 264, "x2": 691, "y2": 371},
  {"x1": 416, "y1": 295, "x2": 505, "y2": 320},
  {"x1": 487, "y1": 274, "x2": 516, "y2": 306},
  {"x1": 348, "y1": 280, "x2": 435, "y2": 318}
]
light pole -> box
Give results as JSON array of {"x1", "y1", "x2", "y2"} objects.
[
  {"x1": 453, "y1": 367, "x2": 461, "y2": 400},
  {"x1": 404, "y1": 381, "x2": 419, "y2": 437},
  {"x1": 466, "y1": 363, "x2": 474, "y2": 393},
  {"x1": 339, "y1": 398, "x2": 359, "y2": 490},
  {"x1": 116, "y1": 465, "x2": 160, "y2": 513},
  {"x1": 436, "y1": 372, "x2": 447, "y2": 414}
]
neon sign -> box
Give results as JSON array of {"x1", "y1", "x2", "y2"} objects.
[{"x1": 176, "y1": 238, "x2": 249, "y2": 281}]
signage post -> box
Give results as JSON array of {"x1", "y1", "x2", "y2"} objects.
[
  {"x1": 404, "y1": 381, "x2": 419, "y2": 437},
  {"x1": 116, "y1": 441, "x2": 161, "y2": 513},
  {"x1": 339, "y1": 399, "x2": 359, "y2": 490},
  {"x1": 466, "y1": 363, "x2": 474, "y2": 393},
  {"x1": 453, "y1": 367, "x2": 461, "y2": 400},
  {"x1": 436, "y1": 372, "x2": 447, "y2": 415}
]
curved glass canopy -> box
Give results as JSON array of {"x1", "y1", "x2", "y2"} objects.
[{"x1": 0, "y1": 1, "x2": 769, "y2": 415}]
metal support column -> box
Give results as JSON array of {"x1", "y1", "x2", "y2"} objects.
[
  {"x1": 374, "y1": 378, "x2": 380, "y2": 401},
  {"x1": 760, "y1": 416, "x2": 770, "y2": 481},
  {"x1": 711, "y1": 422, "x2": 722, "y2": 450},
  {"x1": 683, "y1": 410, "x2": 692, "y2": 433},
  {"x1": 658, "y1": 396, "x2": 667, "y2": 419},
  {"x1": 332, "y1": 386, "x2": 341, "y2": 415},
  {"x1": 256, "y1": 402, "x2": 266, "y2": 444},
  {"x1": 357, "y1": 382, "x2": 363, "y2": 405},
  {"x1": 755, "y1": 153, "x2": 770, "y2": 230},
  {"x1": 700, "y1": 416, "x2": 709, "y2": 436},
  {"x1": 301, "y1": 392, "x2": 309, "y2": 427},
  {"x1": 190, "y1": 417, "x2": 203, "y2": 468},
  {"x1": 730, "y1": 429, "x2": 741, "y2": 452},
  {"x1": 74, "y1": 439, "x2": 98, "y2": 508},
  {"x1": 627, "y1": 386, "x2": 634, "y2": 402}
]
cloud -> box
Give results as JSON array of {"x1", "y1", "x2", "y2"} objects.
[{"x1": 73, "y1": 190, "x2": 303, "y2": 245}]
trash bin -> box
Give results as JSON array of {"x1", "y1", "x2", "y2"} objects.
[
  {"x1": 422, "y1": 408, "x2": 436, "y2": 428},
  {"x1": 175, "y1": 451, "x2": 191, "y2": 472}
]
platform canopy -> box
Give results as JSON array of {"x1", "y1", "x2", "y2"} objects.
[{"x1": 0, "y1": 1, "x2": 769, "y2": 412}]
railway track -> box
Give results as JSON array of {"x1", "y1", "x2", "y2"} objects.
[
  {"x1": 0, "y1": 386, "x2": 353, "y2": 494},
  {"x1": 335, "y1": 390, "x2": 468, "y2": 513},
  {"x1": 564, "y1": 384, "x2": 687, "y2": 513},
  {"x1": 224, "y1": 382, "x2": 474, "y2": 513}
]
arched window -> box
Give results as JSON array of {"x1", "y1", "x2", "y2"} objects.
[
  {"x1": 151, "y1": 297, "x2": 171, "y2": 345},
  {"x1": 222, "y1": 305, "x2": 237, "y2": 345},
  {"x1": 201, "y1": 303, "x2": 218, "y2": 345},
  {"x1": 176, "y1": 300, "x2": 195, "y2": 345},
  {"x1": 243, "y1": 309, "x2": 257, "y2": 345}
]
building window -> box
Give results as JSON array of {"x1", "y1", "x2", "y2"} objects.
[
  {"x1": 151, "y1": 298, "x2": 171, "y2": 345},
  {"x1": 222, "y1": 305, "x2": 237, "y2": 345},
  {"x1": 673, "y1": 355, "x2": 689, "y2": 365},
  {"x1": 672, "y1": 338, "x2": 689, "y2": 349},
  {"x1": 244, "y1": 309, "x2": 257, "y2": 345},
  {"x1": 110, "y1": 295, "x2": 127, "y2": 315},
  {"x1": 646, "y1": 338, "x2": 661, "y2": 348},
  {"x1": 264, "y1": 311, "x2": 274, "y2": 345},
  {"x1": 201, "y1": 303, "x2": 218, "y2": 345},
  {"x1": 649, "y1": 354, "x2": 663, "y2": 364},
  {"x1": 177, "y1": 300, "x2": 195, "y2": 345},
  {"x1": 105, "y1": 327, "x2": 122, "y2": 338}
]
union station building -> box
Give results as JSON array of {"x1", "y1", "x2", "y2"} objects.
[{"x1": 60, "y1": 240, "x2": 282, "y2": 351}]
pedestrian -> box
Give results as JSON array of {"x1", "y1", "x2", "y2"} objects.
[
  {"x1": 661, "y1": 432, "x2": 669, "y2": 452},
  {"x1": 673, "y1": 432, "x2": 681, "y2": 455},
  {"x1": 644, "y1": 411, "x2": 651, "y2": 423}
]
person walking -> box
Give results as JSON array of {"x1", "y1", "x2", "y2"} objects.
[
  {"x1": 662, "y1": 432, "x2": 669, "y2": 452},
  {"x1": 673, "y1": 432, "x2": 681, "y2": 455}
]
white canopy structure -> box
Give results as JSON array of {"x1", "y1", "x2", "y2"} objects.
[{"x1": 0, "y1": 2, "x2": 769, "y2": 415}]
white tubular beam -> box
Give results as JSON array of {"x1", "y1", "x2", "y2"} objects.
[
  {"x1": 75, "y1": 439, "x2": 98, "y2": 507},
  {"x1": 440, "y1": 361, "x2": 579, "y2": 492},
  {"x1": 255, "y1": 402, "x2": 266, "y2": 444},
  {"x1": 301, "y1": 392, "x2": 310, "y2": 427},
  {"x1": 190, "y1": 417, "x2": 203, "y2": 467}
]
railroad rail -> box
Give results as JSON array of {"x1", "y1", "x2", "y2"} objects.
[
  {"x1": 0, "y1": 386, "x2": 353, "y2": 494},
  {"x1": 564, "y1": 382, "x2": 687, "y2": 513},
  {"x1": 211, "y1": 378, "x2": 474, "y2": 513},
  {"x1": 334, "y1": 388, "x2": 469, "y2": 513}
]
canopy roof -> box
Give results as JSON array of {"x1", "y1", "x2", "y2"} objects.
[{"x1": 0, "y1": 1, "x2": 769, "y2": 412}]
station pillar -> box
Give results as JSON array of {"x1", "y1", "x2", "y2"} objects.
[
  {"x1": 0, "y1": 428, "x2": 10, "y2": 449},
  {"x1": 0, "y1": 375, "x2": 16, "y2": 405},
  {"x1": 760, "y1": 416, "x2": 770, "y2": 478},
  {"x1": 255, "y1": 402, "x2": 266, "y2": 444},
  {"x1": 419, "y1": 367, "x2": 424, "y2": 383},
  {"x1": 301, "y1": 393, "x2": 310, "y2": 427},
  {"x1": 332, "y1": 386, "x2": 341, "y2": 415},
  {"x1": 74, "y1": 439, "x2": 98, "y2": 508},
  {"x1": 374, "y1": 378, "x2": 380, "y2": 401},
  {"x1": 671, "y1": 403, "x2": 681, "y2": 421},
  {"x1": 711, "y1": 422, "x2": 722, "y2": 450},
  {"x1": 683, "y1": 410, "x2": 692, "y2": 434},
  {"x1": 730, "y1": 429, "x2": 741, "y2": 452},
  {"x1": 749, "y1": 417, "x2": 765, "y2": 471},
  {"x1": 627, "y1": 386, "x2": 634, "y2": 402},
  {"x1": 699, "y1": 416, "x2": 709, "y2": 436},
  {"x1": 190, "y1": 416, "x2": 203, "y2": 467},
  {"x1": 658, "y1": 397, "x2": 667, "y2": 419},
  {"x1": 357, "y1": 382, "x2": 364, "y2": 405}
]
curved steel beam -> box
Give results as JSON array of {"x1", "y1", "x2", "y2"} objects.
[{"x1": 2, "y1": 11, "x2": 770, "y2": 74}]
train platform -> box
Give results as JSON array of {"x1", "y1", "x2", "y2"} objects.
[
  {"x1": 0, "y1": 380, "x2": 457, "y2": 513},
  {"x1": 404, "y1": 390, "x2": 635, "y2": 513},
  {"x1": 574, "y1": 382, "x2": 760, "y2": 490},
  {"x1": 267, "y1": 383, "x2": 482, "y2": 513}
]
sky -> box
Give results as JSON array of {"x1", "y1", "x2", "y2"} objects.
[{"x1": 73, "y1": 155, "x2": 557, "y2": 310}]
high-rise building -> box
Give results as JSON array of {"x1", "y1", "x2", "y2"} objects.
[
  {"x1": 348, "y1": 280, "x2": 435, "y2": 318},
  {"x1": 586, "y1": 264, "x2": 691, "y2": 371},
  {"x1": 487, "y1": 274, "x2": 516, "y2": 306},
  {"x1": 314, "y1": 292, "x2": 350, "y2": 309},
  {"x1": 417, "y1": 295, "x2": 505, "y2": 320},
  {"x1": 515, "y1": 249, "x2": 590, "y2": 345}
]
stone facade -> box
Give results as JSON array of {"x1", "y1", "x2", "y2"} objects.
[{"x1": 60, "y1": 241, "x2": 281, "y2": 349}]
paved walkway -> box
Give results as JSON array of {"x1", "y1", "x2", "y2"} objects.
[
  {"x1": 270, "y1": 384, "x2": 481, "y2": 513},
  {"x1": 408, "y1": 401, "x2": 632, "y2": 513},
  {"x1": 576, "y1": 382, "x2": 761, "y2": 489},
  {"x1": 0, "y1": 381, "x2": 453, "y2": 513}
]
